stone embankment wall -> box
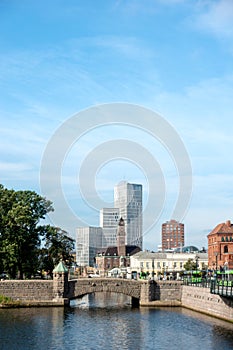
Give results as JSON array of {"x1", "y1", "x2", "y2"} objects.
[
  {"x1": 140, "y1": 281, "x2": 182, "y2": 306},
  {"x1": 0, "y1": 280, "x2": 54, "y2": 305},
  {"x1": 181, "y1": 285, "x2": 233, "y2": 322}
]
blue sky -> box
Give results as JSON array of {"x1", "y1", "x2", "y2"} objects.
[{"x1": 1, "y1": 0, "x2": 233, "y2": 250}]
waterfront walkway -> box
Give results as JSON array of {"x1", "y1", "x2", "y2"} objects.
[{"x1": 183, "y1": 278, "x2": 233, "y2": 299}]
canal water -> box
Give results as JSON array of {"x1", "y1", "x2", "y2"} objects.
[{"x1": 0, "y1": 292, "x2": 233, "y2": 350}]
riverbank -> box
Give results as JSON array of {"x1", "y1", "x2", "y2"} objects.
[{"x1": 0, "y1": 299, "x2": 69, "y2": 308}]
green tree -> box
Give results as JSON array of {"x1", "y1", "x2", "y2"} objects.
[
  {"x1": 39, "y1": 226, "x2": 75, "y2": 277},
  {"x1": 184, "y1": 258, "x2": 197, "y2": 271},
  {"x1": 0, "y1": 185, "x2": 53, "y2": 279}
]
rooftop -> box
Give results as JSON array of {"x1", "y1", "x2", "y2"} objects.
[{"x1": 208, "y1": 220, "x2": 233, "y2": 236}]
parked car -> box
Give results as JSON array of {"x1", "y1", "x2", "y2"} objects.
[
  {"x1": 0, "y1": 272, "x2": 9, "y2": 280},
  {"x1": 88, "y1": 274, "x2": 100, "y2": 278}
]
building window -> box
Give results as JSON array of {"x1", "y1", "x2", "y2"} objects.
[{"x1": 224, "y1": 245, "x2": 228, "y2": 253}]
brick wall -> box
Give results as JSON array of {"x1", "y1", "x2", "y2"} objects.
[{"x1": 0, "y1": 280, "x2": 53, "y2": 302}]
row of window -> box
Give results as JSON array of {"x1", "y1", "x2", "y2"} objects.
[
  {"x1": 163, "y1": 238, "x2": 181, "y2": 242},
  {"x1": 140, "y1": 261, "x2": 183, "y2": 269}
]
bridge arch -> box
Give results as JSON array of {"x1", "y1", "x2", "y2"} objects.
[{"x1": 67, "y1": 278, "x2": 142, "y2": 305}]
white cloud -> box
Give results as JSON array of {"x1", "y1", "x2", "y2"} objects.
[
  {"x1": 154, "y1": 74, "x2": 233, "y2": 132},
  {"x1": 0, "y1": 161, "x2": 32, "y2": 172},
  {"x1": 195, "y1": 0, "x2": 233, "y2": 38}
]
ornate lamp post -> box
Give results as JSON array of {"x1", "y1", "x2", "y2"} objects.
[
  {"x1": 214, "y1": 252, "x2": 218, "y2": 273},
  {"x1": 152, "y1": 258, "x2": 155, "y2": 280},
  {"x1": 195, "y1": 255, "x2": 199, "y2": 271}
]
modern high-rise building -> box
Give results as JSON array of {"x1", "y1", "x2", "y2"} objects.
[
  {"x1": 76, "y1": 209, "x2": 119, "y2": 267},
  {"x1": 114, "y1": 181, "x2": 143, "y2": 249},
  {"x1": 161, "y1": 219, "x2": 184, "y2": 251},
  {"x1": 76, "y1": 227, "x2": 102, "y2": 267},
  {"x1": 76, "y1": 181, "x2": 143, "y2": 267},
  {"x1": 100, "y1": 208, "x2": 119, "y2": 247}
]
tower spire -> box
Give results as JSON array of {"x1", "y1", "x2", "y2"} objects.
[{"x1": 117, "y1": 217, "x2": 126, "y2": 257}]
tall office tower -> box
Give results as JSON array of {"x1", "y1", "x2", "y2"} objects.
[
  {"x1": 100, "y1": 208, "x2": 119, "y2": 247},
  {"x1": 76, "y1": 227, "x2": 103, "y2": 267},
  {"x1": 161, "y1": 219, "x2": 184, "y2": 251},
  {"x1": 114, "y1": 181, "x2": 143, "y2": 249}
]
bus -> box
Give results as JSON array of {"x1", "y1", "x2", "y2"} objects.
[
  {"x1": 216, "y1": 270, "x2": 233, "y2": 287},
  {"x1": 183, "y1": 270, "x2": 202, "y2": 283}
]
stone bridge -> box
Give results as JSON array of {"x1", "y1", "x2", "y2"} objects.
[
  {"x1": 0, "y1": 261, "x2": 182, "y2": 307},
  {"x1": 0, "y1": 263, "x2": 182, "y2": 308},
  {"x1": 66, "y1": 278, "x2": 148, "y2": 306},
  {"x1": 0, "y1": 274, "x2": 182, "y2": 307},
  {"x1": 0, "y1": 268, "x2": 232, "y2": 322}
]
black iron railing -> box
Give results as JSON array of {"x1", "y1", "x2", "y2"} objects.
[
  {"x1": 183, "y1": 278, "x2": 233, "y2": 298},
  {"x1": 210, "y1": 280, "x2": 233, "y2": 298},
  {"x1": 182, "y1": 278, "x2": 212, "y2": 288}
]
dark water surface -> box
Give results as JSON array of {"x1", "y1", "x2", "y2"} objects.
[{"x1": 0, "y1": 292, "x2": 233, "y2": 350}]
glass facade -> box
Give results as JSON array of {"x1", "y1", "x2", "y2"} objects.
[
  {"x1": 100, "y1": 208, "x2": 119, "y2": 247},
  {"x1": 114, "y1": 181, "x2": 142, "y2": 249},
  {"x1": 76, "y1": 227, "x2": 102, "y2": 267}
]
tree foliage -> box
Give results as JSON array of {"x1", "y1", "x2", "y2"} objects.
[
  {"x1": 184, "y1": 258, "x2": 198, "y2": 271},
  {"x1": 0, "y1": 184, "x2": 74, "y2": 279},
  {"x1": 39, "y1": 226, "x2": 75, "y2": 277}
]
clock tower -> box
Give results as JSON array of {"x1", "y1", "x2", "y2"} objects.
[{"x1": 117, "y1": 217, "x2": 126, "y2": 257}]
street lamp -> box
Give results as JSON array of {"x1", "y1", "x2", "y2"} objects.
[
  {"x1": 165, "y1": 266, "x2": 168, "y2": 280},
  {"x1": 151, "y1": 258, "x2": 155, "y2": 280},
  {"x1": 195, "y1": 255, "x2": 199, "y2": 271},
  {"x1": 214, "y1": 252, "x2": 218, "y2": 272}
]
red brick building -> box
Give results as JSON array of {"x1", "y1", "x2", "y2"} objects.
[
  {"x1": 207, "y1": 220, "x2": 233, "y2": 270},
  {"x1": 95, "y1": 245, "x2": 141, "y2": 273},
  {"x1": 161, "y1": 219, "x2": 184, "y2": 251},
  {"x1": 95, "y1": 218, "x2": 140, "y2": 274}
]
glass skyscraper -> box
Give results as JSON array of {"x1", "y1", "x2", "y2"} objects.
[
  {"x1": 100, "y1": 208, "x2": 119, "y2": 247},
  {"x1": 114, "y1": 181, "x2": 143, "y2": 249},
  {"x1": 76, "y1": 182, "x2": 143, "y2": 267},
  {"x1": 76, "y1": 227, "x2": 102, "y2": 267}
]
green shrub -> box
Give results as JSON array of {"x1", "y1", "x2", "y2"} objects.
[{"x1": 0, "y1": 295, "x2": 13, "y2": 304}]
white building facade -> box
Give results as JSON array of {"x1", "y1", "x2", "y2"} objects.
[
  {"x1": 130, "y1": 251, "x2": 208, "y2": 279},
  {"x1": 114, "y1": 181, "x2": 143, "y2": 249}
]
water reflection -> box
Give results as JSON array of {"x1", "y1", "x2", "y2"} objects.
[
  {"x1": 70, "y1": 292, "x2": 131, "y2": 309},
  {"x1": 69, "y1": 293, "x2": 233, "y2": 350},
  {"x1": 0, "y1": 292, "x2": 232, "y2": 350}
]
